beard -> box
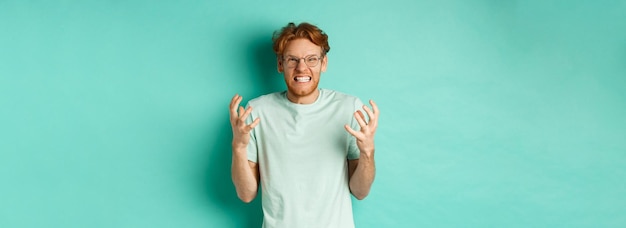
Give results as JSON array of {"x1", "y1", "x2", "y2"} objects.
[{"x1": 284, "y1": 78, "x2": 319, "y2": 102}]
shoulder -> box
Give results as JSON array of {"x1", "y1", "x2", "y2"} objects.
[
  {"x1": 247, "y1": 91, "x2": 285, "y2": 107},
  {"x1": 321, "y1": 89, "x2": 363, "y2": 106}
]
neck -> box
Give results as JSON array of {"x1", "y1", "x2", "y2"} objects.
[{"x1": 286, "y1": 89, "x2": 320, "y2": 104}]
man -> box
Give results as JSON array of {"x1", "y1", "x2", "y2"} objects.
[{"x1": 229, "y1": 22, "x2": 379, "y2": 228}]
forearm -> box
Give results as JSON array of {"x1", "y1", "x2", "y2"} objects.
[
  {"x1": 349, "y1": 152, "x2": 376, "y2": 200},
  {"x1": 231, "y1": 146, "x2": 258, "y2": 203}
]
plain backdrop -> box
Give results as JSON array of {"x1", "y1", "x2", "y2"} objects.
[{"x1": 1, "y1": 0, "x2": 625, "y2": 227}]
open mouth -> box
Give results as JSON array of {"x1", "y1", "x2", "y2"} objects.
[{"x1": 294, "y1": 76, "x2": 311, "y2": 82}]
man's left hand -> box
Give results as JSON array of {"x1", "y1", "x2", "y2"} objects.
[{"x1": 345, "y1": 100, "x2": 379, "y2": 157}]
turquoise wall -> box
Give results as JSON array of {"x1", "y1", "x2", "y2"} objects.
[{"x1": 1, "y1": 0, "x2": 625, "y2": 227}]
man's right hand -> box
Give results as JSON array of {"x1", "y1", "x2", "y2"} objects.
[{"x1": 229, "y1": 94, "x2": 260, "y2": 150}]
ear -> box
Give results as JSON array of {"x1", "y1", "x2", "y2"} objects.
[
  {"x1": 277, "y1": 57, "x2": 284, "y2": 73},
  {"x1": 321, "y1": 55, "x2": 328, "y2": 72}
]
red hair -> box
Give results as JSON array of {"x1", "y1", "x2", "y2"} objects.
[{"x1": 272, "y1": 22, "x2": 330, "y2": 57}]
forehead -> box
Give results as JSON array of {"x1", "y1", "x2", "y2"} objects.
[{"x1": 283, "y1": 38, "x2": 323, "y2": 56}]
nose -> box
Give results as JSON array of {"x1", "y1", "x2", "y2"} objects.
[{"x1": 295, "y1": 59, "x2": 308, "y2": 71}]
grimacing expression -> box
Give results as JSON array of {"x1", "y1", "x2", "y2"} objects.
[{"x1": 278, "y1": 38, "x2": 327, "y2": 101}]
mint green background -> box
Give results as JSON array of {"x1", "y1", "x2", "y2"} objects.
[{"x1": 1, "y1": 0, "x2": 625, "y2": 227}]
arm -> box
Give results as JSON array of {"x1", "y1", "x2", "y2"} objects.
[
  {"x1": 229, "y1": 94, "x2": 261, "y2": 203},
  {"x1": 348, "y1": 155, "x2": 375, "y2": 200},
  {"x1": 345, "y1": 100, "x2": 379, "y2": 200},
  {"x1": 231, "y1": 150, "x2": 259, "y2": 203}
]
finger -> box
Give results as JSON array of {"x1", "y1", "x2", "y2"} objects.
[
  {"x1": 230, "y1": 94, "x2": 242, "y2": 110},
  {"x1": 357, "y1": 109, "x2": 366, "y2": 121},
  {"x1": 368, "y1": 100, "x2": 379, "y2": 128},
  {"x1": 248, "y1": 117, "x2": 261, "y2": 130},
  {"x1": 370, "y1": 100, "x2": 379, "y2": 117},
  {"x1": 344, "y1": 124, "x2": 363, "y2": 138},
  {"x1": 230, "y1": 94, "x2": 239, "y2": 108},
  {"x1": 363, "y1": 105, "x2": 377, "y2": 129},
  {"x1": 231, "y1": 96, "x2": 243, "y2": 118},
  {"x1": 362, "y1": 105, "x2": 374, "y2": 122},
  {"x1": 240, "y1": 106, "x2": 254, "y2": 120},
  {"x1": 354, "y1": 111, "x2": 368, "y2": 128},
  {"x1": 238, "y1": 106, "x2": 245, "y2": 118},
  {"x1": 229, "y1": 94, "x2": 240, "y2": 117}
]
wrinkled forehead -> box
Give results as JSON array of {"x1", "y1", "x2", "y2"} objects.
[{"x1": 282, "y1": 39, "x2": 324, "y2": 57}]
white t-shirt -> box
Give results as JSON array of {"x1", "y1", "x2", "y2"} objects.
[{"x1": 246, "y1": 89, "x2": 364, "y2": 228}]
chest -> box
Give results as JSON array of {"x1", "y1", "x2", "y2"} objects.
[{"x1": 253, "y1": 103, "x2": 354, "y2": 159}]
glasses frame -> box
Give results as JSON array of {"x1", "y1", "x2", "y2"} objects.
[{"x1": 281, "y1": 54, "x2": 324, "y2": 68}]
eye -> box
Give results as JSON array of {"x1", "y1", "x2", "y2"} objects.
[
  {"x1": 306, "y1": 57, "x2": 319, "y2": 62},
  {"x1": 287, "y1": 57, "x2": 299, "y2": 63}
]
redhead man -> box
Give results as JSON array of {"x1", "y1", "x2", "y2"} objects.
[{"x1": 229, "y1": 22, "x2": 379, "y2": 228}]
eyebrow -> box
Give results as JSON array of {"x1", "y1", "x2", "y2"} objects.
[{"x1": 284, "y1": 54, "x2": 320, "y2": 58}]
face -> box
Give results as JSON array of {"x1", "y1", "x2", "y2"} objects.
[{"x1": 278, "y1": 38, "x2": 327, "y2": 104}]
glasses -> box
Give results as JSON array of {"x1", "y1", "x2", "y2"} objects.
[{"x1": 282, "y1": 55, "x2": 323, "y2": 68}]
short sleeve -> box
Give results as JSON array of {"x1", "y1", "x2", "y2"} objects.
[
  {"x1": 245, "y1": 103, "x2": 258, "y2": 163},
  {"x1": 347, "y1": 98, "x2": 365, "y2": 160}
]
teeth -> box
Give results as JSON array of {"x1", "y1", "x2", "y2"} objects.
[{"x1": 295, "y1": 77, "x2": 311, "y2": 82}]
